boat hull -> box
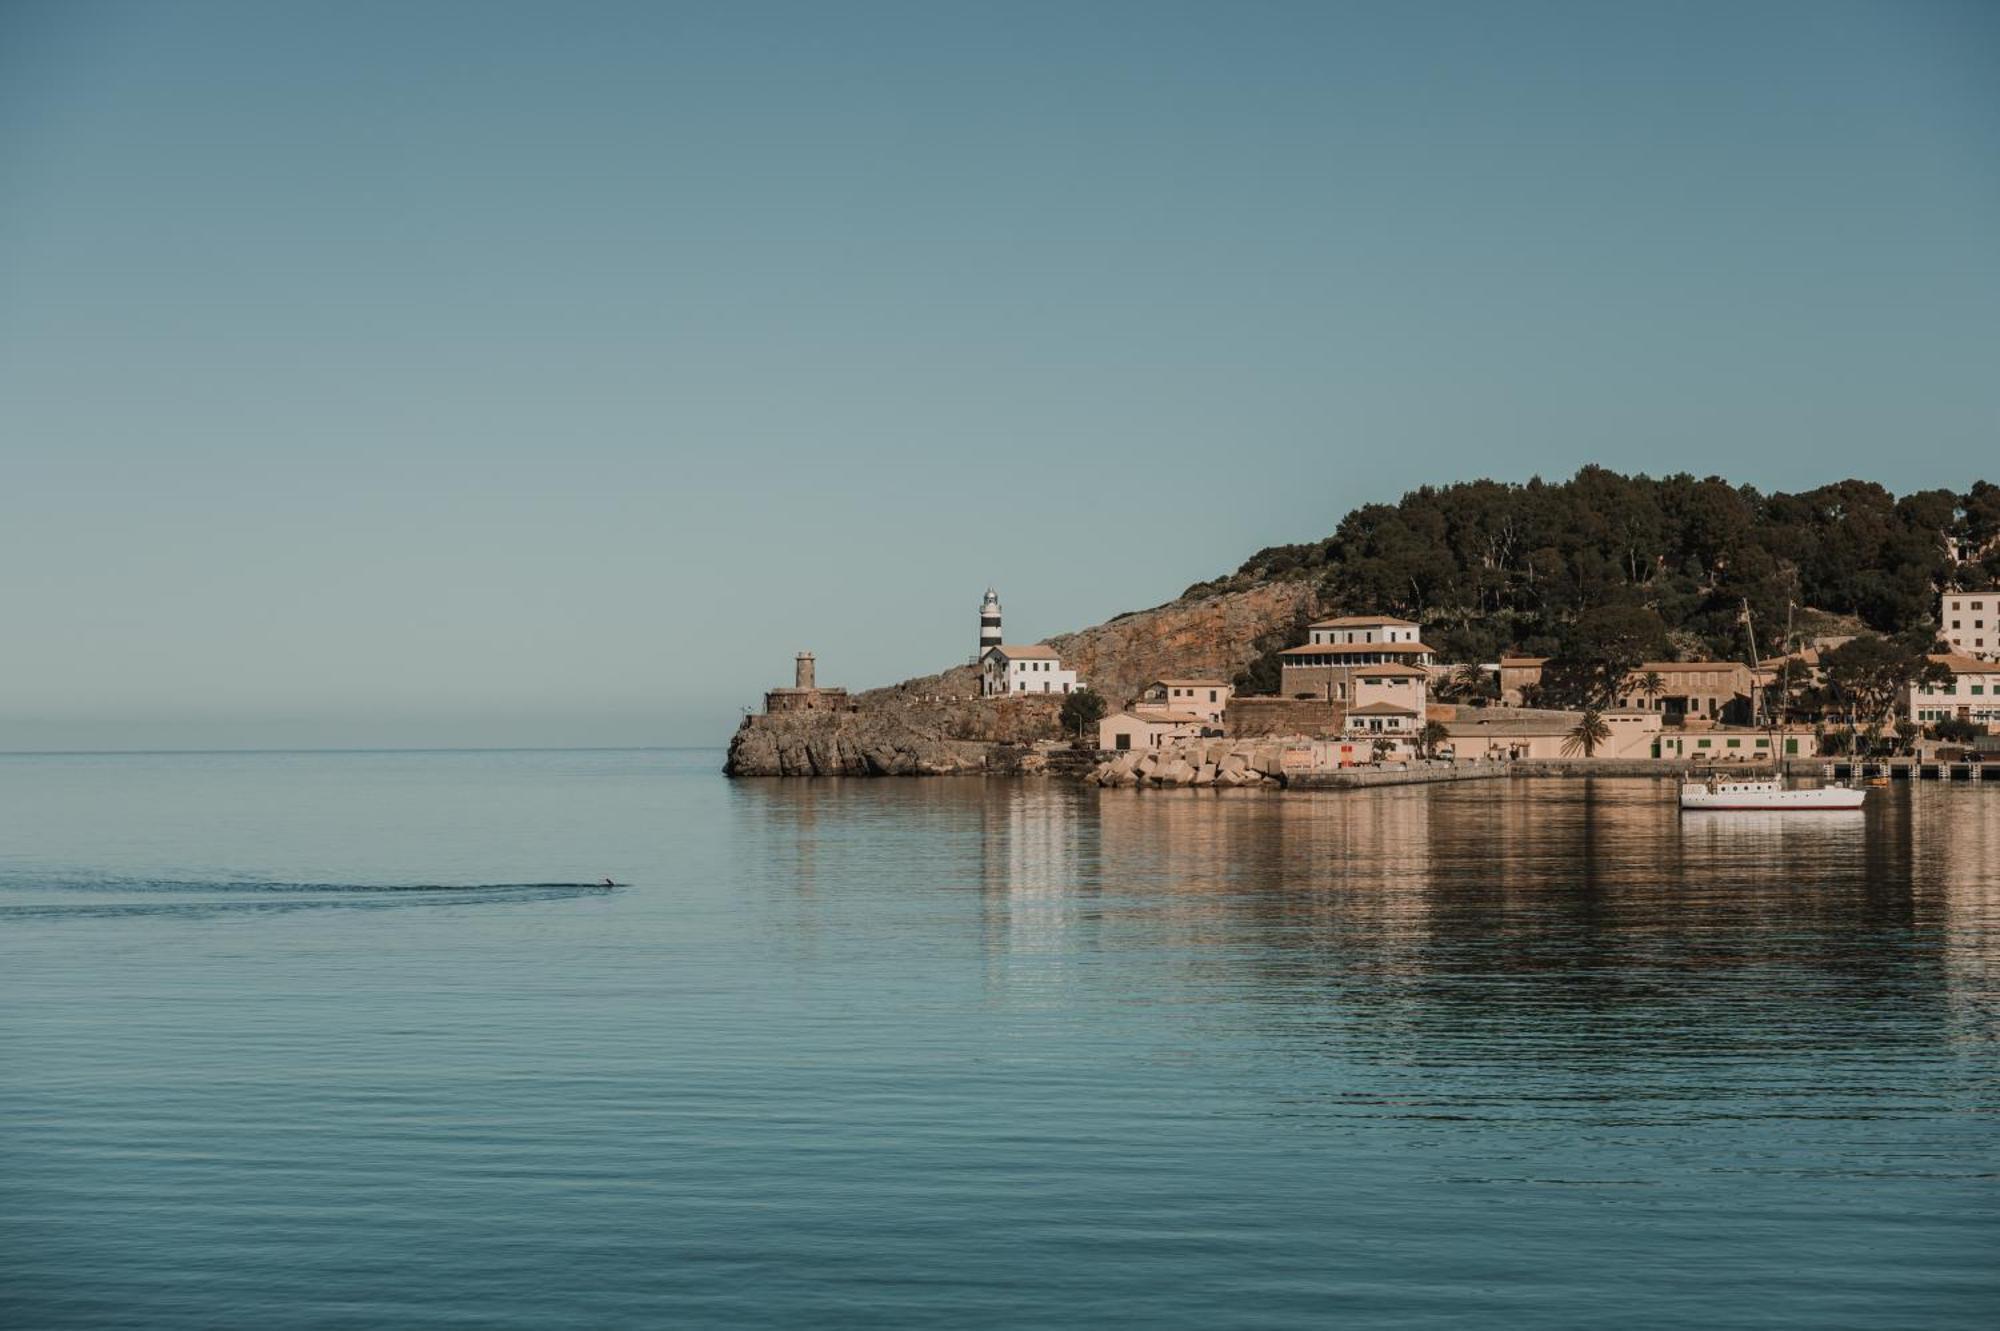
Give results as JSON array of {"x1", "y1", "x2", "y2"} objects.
[{"x1": 1679, "y1": 787, "x2": 1866, "y2": 811}]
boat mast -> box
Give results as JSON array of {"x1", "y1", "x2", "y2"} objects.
[{"x1": 1742, "y1": 597, "x2": 1761, "y2": 730}]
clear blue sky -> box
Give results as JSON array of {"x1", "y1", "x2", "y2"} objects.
[{"x1": 3, "y1": 1, "x2": 1996, "y2": 749}]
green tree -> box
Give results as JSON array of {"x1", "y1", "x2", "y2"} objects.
[
  {"x1": 1821, "y1": 634, "x2": 1947, "y2": 750},
  {"x1": 1936, "y1": 716, "x2": 1984, "y2": 744},
  {"x1": 1637, "y1": 669, "x2": 1665, "y2": 711},
  {"x1": 1560, "y1": 708, "x2": 1613, "y2": 758},
  {"x1": 1541, "y1": 605, "x2": 1670, "y2": 709},
  {"x1": 1058, "y1": 688, "x2": 1107, "y2": 745},
  {"x1": 1370, "y1": 736, "x2": 1396, "y2": 764},
  {"x1": 1415, "y1": 720, "x2": 1452, "y2": 759},
  {"x1": 1440, "y1": 663, "x2": 1492, "y2": 706}
]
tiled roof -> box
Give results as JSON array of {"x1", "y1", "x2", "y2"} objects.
[
  {"x1": 1630, "y1": 660, "x2": 1748, "y2": 673},
  {"x1": 1354, "y1": 664, "x2": 1430, "y2": 678},
  {"x1": 1930, "y1": 653, "x2": 2000, "y2": 676},
  {"x1": 985, "y1": 644, "x2": 1061, "y2": 660},
  {"x1": 1308, "y1": 615, "x2": 1420, "y2": 629},
  {"x1": 1348, "y1": 701, "x2": 1419, "y2": 716}
]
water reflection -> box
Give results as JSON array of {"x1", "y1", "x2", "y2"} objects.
[{"x1": 734, "y1": 776, "x2": 2000, "y2": 1059}]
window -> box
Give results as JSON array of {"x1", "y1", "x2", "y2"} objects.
[
  {"x1": 1727, "y1": 739, "x2": 1741, "y2": 749},
  {"x1": 1697, "y1": 739, "x2": 1711, "y2": 749},
  {"x1": 1114, "y1": 733, "x2": 1131, "y2": 751},
  {"x1": 1209, "y1": 690, "x2": 1218, "y2": 702}
]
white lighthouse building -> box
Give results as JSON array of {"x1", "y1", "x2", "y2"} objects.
[{"x1": 978, "y1": 588, "x2": 1003, "y2": 660}]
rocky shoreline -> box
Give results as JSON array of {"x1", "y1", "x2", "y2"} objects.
[{"x1": 1089, "y1": 739, "x2": 1290, "y2": 787}]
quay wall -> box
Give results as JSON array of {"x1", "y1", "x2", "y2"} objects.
[{"x1": 1288, "y1": 760, "x2": 1506, "y2": 790}]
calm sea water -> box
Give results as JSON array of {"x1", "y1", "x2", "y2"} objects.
[{"x1": 2, "y1": 749, "x2": 1996, "y2": 1328}]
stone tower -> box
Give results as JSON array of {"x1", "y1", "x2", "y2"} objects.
[
  {"x1": 795, "y1": 652, "x2": 816, "y2": 690},
  {"x1": 979, "y1": 588, "x2": 1002, "y2": 659}
]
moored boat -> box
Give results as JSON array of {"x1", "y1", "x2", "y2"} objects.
[{"x1": 1679, "y1": 776, "x2": 1866, "y2": 811}]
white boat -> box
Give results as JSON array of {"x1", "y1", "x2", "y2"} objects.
[{"x1": 1679, "y1": 777, "x2": 1866, "y2": 811}]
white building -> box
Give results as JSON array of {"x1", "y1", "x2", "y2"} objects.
[
  {"x1": 1134, "y1": 679, "x2": 1232, "y2": 724},
  {"x1": 1939, "y1": 591, "x2": 1998, "y2": 661},
  {"x1": 1911, "y1": 654, "x2": 2000, "y2": 730},
  {"x1": 981, "y1": 644, "x2": 1081, "y2": 697},
  {"x1": 1098, "y1": 709, "x2": 1205, "y2": 752},
  {"x1": 1303, "y1": 615, "x2": 1425, "y2": 647}
]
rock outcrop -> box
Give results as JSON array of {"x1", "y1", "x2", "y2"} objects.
[
  {"x1": 724, "y1": 709, "x2": 993, "y2": 777},
  {"x1": 728, "y1": 582, "x2": 1321, "y2": 777},
  {"x1": 1047, "y1": 582, "x2": 1318, "y2": 705}
]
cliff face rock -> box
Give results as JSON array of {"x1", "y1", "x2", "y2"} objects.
[
  {"x1": 727, "y1": 582, "x2": 1321, "y2": 776},
  {"x1": 1048, "y1": 582, "x2": 1320, "y2": 705},
  {"x1": 724, "y1": 710, "x2": 994, "y2": 777}
]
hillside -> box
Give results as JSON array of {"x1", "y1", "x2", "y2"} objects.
[
  {"x1": 731, "y1": 470, "x2": 1996, "y2": 773},
  {"x1": 1203, "y1": 470, "x2": 1998, "y2": 686}
]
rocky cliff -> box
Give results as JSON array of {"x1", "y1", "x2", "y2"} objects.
[
  {"x1": 723, "y1": 710, "x2": 990, "y2": 777},
  {"x1": 1045, "y1": 581, "x2": 1319, "y2": 704},
  {"x1": 725, "y1": 581, "x2": 1322, "y2": 776}
]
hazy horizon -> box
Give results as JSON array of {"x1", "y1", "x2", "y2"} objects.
[{"x1": 6, "y1": 1, "x2": 1997, "y2": 749}]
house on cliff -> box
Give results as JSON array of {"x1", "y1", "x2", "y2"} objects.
[
  {"x1": 1278, "y1": 616, "x2": 1439, "y2": 702},
  {"x1": 981, "y1": 644, "x2": 1081, "y2": 697},
  {"x1": 1134, "y1": 678, "x2": 1231, "y2": 724}
]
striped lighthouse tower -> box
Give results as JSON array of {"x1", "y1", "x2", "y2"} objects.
[{"x1": 978, "y1": 588, "x2": 1003, "y2": 661}]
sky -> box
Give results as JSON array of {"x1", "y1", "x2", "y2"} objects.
[{"x1": 2, "y1": 0, "x2": 1997, "y2": 749}]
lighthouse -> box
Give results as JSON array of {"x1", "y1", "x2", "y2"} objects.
[{"x1": 978, "y1": 588, "x2": 1002, "y2": 660}]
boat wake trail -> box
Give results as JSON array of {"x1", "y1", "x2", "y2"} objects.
[{"x1": 0, "y1": 874, "x2": 620, "y2": 921}]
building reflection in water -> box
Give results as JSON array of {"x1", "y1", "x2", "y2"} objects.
[{"x1": 735, "y1": 775, "x2": 1998, "y2": 1063}]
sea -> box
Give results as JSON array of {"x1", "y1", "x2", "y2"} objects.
[{"x1": 2, "y1": 748, "x2": 1996, "y2": 1329}]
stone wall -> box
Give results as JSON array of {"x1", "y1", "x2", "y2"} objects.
[{"x1": 1226, "y1": 696, "x2": 1346, "y2": 738}]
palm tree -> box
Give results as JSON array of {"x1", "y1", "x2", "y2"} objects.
[
  {"x1": 1416, "y1": 720, "x2": 1452, "y2": 760},
  {"x1": 1447, "y1": 663, "x2": 1489, "y2": 706},
  {"x1": 1561, "y1": 708, "x2": 1612, "y2": 758},
  {"x1": 1370, "y1": 736, "x2": 1396, "y2": 764},
  {"x1": 1637, "y1": 670, "x2": 1665, "y2": 711}
]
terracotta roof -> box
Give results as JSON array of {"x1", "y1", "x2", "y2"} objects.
[
  {"x1": 1308, "y1": 615, "x2": 1420, "y2": 629},
  {"x1": 1105, "y1": 709, "x2": 1204, "y2": 726},
  {"x1": 1354, "y1": 664, "x2": 1430, "y2": 679},
  {"x1": 985, "y1": 644, "x2": 1061, "y2": 660},
  {"x1": 1147, "y1": 678, "x2": 1229, "y2": 689},
  {"x1": 1630, "y1": 660, "x2": 1749, "y2": 674},
  {"x1": 1348, "y1": 701, "x2": 1418, "y2": 716},
  {"x1": 1498, "y1": 656, "x2": 1548, "y2": 667},
  {"x1": 1929, "y1": 653, "x2": 2000, "y2": 676},
  {"x1": 1279, "y1": 642, "x2": 1437, "y2": 657}
]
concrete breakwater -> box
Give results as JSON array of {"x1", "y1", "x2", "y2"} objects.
[
  {"x1": 1091, "y1": 741, "x2": 1508, "y2": 789},
  {"x1": 1091, "y1": 739, "x2": 1289, "y2": 788}
]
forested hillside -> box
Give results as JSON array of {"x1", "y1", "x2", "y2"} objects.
[{"x1": 1203, "y1": 470, "x2": 2000, "y2": 680}]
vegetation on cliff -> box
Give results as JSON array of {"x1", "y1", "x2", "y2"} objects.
[{"x1": 1211, "y1": 469, "x2": 1998, "y2": 691}]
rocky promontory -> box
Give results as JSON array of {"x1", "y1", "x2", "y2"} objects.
[
  {"x1": 723, "y1": 709, "x2": 990, "y2": 777},
  {"x1": 725, "y1": 581, "x2": 1322, "y2": 777}
]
